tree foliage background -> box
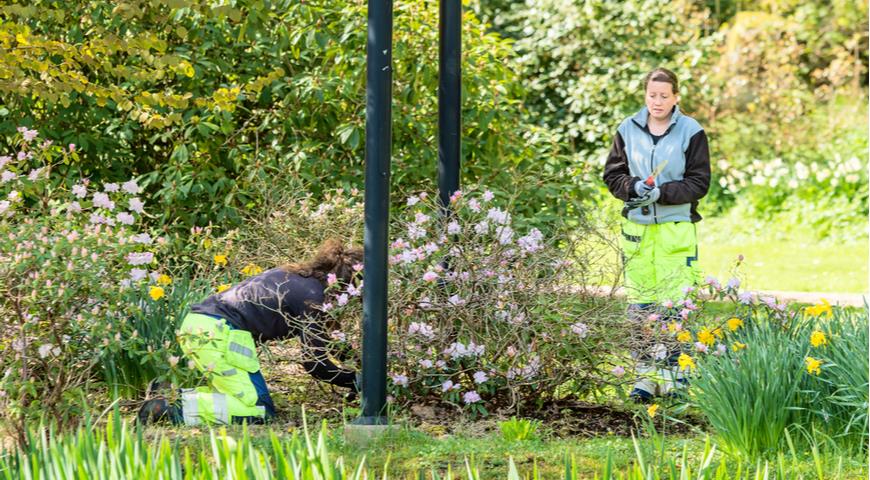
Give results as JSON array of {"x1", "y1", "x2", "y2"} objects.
[
  {"x1": 0, "y1": 0, "x2": 867, "y2": 235},
  {"x1": 0, "y1": 0, "x2": 578, "y2": 232}
]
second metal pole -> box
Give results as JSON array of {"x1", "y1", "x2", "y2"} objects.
[{"x1": 438, "y1": 0, "x2": 461, "y2": 208}]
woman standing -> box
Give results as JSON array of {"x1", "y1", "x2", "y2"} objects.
[
  {"x1": 138, "y1": 239, "x2": 363, "y2": 425},
  {"x1": 602, "y1": 67, "x2": 710, "y2": 401}
]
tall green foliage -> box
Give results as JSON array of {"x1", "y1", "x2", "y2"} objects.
[
  {"x1": 476, "y1": 0, "x2": 715, "y2": 154},
  {"x1": 0, "y1": 0, "x2": 579, "y2": 231},
  {"x1": 692, "y1": 308, "x2": 869, "y2": 457}
]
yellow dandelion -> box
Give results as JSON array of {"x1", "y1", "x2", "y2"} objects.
[
  {"x1": 156, "y1": 274, "x2": 172, "y2": 286},
  {"x1": 216, "y1": 284, "x2": 231, "y2": 293},
  {"x1": 727, "y1": 317, "x2": 743, "y2": 331},
  {"x1": 732, "y1": 341, "x2": 746, "y2": 351},
  {"x1": 676, "y1": 331, "x2": 693, "y2": 343},
  {"x1": 647, "y1": 404, "x2": 659, "y2": 418},
  {"x1": 805, "y1": 356, "x2": 822, "y2": 375},
  {"x1": 697, "y1": 328, "x2": 715, "y2": 346},
  {"x1": 810, "y1": 331, "x2": 827, "y2": 348},
  {"x1": 712, "y1": 327, "x2": 723, "y2": 339},
  {"x1": 149, "y1": 286, "x2": 165, "y2": 301},
  {"x1": 241, "y1": 263, "x2": 263, "y2": 277},
  {"x1": 678, "y1": 353, "x2": 696, "y2": 371},
  {"x1": 667, "y1": 322, "x2": 679, "y2": 333},
  {"x1": 213, "y1": 254, "x2": 228, "y2": 267}
]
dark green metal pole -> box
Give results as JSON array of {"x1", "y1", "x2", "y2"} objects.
[
  {"x1": 438, "y1": 0, "x2": 461, "y2": 208},
  {"x1": 358, "y1": 0, "x2": 393, "y2": 425}
]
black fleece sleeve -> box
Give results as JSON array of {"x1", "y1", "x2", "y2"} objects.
[
  {"x1": 299, "y1": 314, "x2": 358, "y2": 390},
  {"x1": 659, "y1": 130, "x2": 711, "y2": 205},
  {"x1": 603, "y1": 131, "x2": 643, "y2": 201}
]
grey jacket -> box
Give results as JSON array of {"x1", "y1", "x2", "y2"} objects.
[{"x1": 603, "y1": 105, "x2": 711, "y2": 224}]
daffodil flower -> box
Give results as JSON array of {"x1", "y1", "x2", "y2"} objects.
[{"x1": 149, "y1": 286, "x2": 165, "y2": 301}]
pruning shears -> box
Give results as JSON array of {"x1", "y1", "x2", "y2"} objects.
[{"x1": 644, "y1": 159, "x2": 668, "y2": 187}]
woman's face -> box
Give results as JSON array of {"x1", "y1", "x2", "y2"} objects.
[{"x1": 645, "y1": 80, "x2": 679, "y2": 122}]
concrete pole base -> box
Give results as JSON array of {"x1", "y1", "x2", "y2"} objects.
[{"x1": 343, "y1": 423, "x2": 394, "y2": 447}]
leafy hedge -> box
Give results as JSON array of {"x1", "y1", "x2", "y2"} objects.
[{"x1": 0, "y1": 0, "x2": 582, "y2": 231}]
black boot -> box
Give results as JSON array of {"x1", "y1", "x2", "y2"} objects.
[{"x1": 137, "y1": 398, "x2": 183, "y2": 425}]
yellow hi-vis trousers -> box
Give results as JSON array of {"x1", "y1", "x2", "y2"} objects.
[
  {"x1": 177, "y1": 313, "x2": 266, "y2": 425},
  {"x1": 620, "y1": 220, "x2": 701, "y2": 304}
]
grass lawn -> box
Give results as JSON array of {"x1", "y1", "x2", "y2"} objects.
[
  {"x1": 333, "y1": 426, "x2": 869, "y2": 479},
  {"x1": 133, "y1": 416, "x2": 869, "y2": 479},
  {"x1": 699, "y1": 235, "x2": 868, "y2": 294},
  {"x1": 698, "y1": 217, "x2": 868, "y2": 294},
  {"x1": 580, "y1": 204, "x2": 868, "y2": 295}
]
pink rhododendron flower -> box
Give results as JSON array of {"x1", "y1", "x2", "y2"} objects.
[
  {"x1": 407, "y1": 224, "x2": 425, "y2": 240},
  {"x1": 570, "y1": 322, "x2": 589, "y2": 338},
  {"x1": 72, "y1": 184, "x2": 87, "y2": 198},
  {"x1": 336, "y1": 293, "x2": 349, "y2": 306},
  {"x1": 92, "y1": 192, "x2": 115, "y2": 210},
  {"x1": 126, "y1": 252, "x2": 154, "y2": 266},
  {"x1": 422, "y1": 271, "x2": 438, "y2": 282},
  {"x1": 130, "y1": 233, "x2": 152, "y2": 244},
  {"x1": 117, "y1": 212, "x2": 135, "y2": 225},
  {"x1": 122, "y1": 180, "x2": 140, "y2": 195},
  {"x1": 129, "y1": 268, "x2": 148, "y2": 282},
  {"x1": 486, "y1": 207, "x2": 509, "y2": 225},
  {"x1": 407, "y1": 321, "x2": 435, "y2": 339},
  {"x1": 473, "y1": 371, "x2": 488, "y2": 384},
  {"x1": 128, "y1": 197, "x2": 145, "y2": 214},
  {"x1": 390, "y1": 374, "x2": 408, "y2": 387},
  {"x1": 463, "y1": 390, "x2": 481, "y2": 404},
  {"x1": 518, "y1": 228, "x2": 543, "y2": 253},
  {"x1": 482, "y1": 190, "x2": 494, "y2": 201},
  {"x1": 330, "y1": 330, "x2": 346, "y2": 342},
  {"x1": 611, "y1": 366, "x2": 625, "y2": 377},
  {"x1": 327, "y1": 273, "x2": 338, "y2": 285}
]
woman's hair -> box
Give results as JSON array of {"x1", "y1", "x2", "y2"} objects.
[
  {"x1": 644, "y1": 68, "x2": 679, "y2": 95},
  {"x1": 282, "y1": 238, "x2": 363, "y2": 288}
]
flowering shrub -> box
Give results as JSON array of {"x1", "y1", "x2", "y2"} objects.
[
  {"x1": 225, "y1": 187, "x2": 628, "y2": 415},
  {"x1": 0, "y1": 128, "x2": 193, "y2": 444}
]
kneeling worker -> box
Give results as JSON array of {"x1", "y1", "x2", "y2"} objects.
[{"x1": 138, "y1": 239, "x2": 362, "y2": 425}]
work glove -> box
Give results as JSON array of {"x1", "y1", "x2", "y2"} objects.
[
  {"x1": 634, "y1": 180, "x2": 654, "y2": 198},
  {"x1": 625, "y1": 187, "x2": 660, "y2": 210}
]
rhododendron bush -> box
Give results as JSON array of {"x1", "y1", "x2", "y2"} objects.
[
  {"x1": 0, "y1": 128, "x2": 194, "y2": 442},
  {"x1": 225, "y1": 188, "x2": 629, "y2": 414}
]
